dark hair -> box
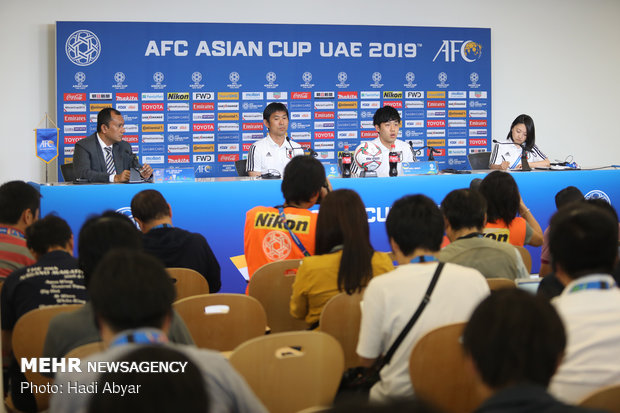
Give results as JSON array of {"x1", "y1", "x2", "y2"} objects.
[
  {"x1": 507, "y1": 114, "x2": 535, "y2": 150},
  {"x1": 315, "y1": 190, "x2": 374, "y2": 294},
  {"x1": 585, "y1": 198, "x2": 619, "y2": 221},
  {"x1": 373, "y1": 105, "x2": 401, "y2": 126},
  {"x1": 462, "y1": 289, "x2": 566, "y2": 389},
  {"x1": 25, "y1": 215, "x2": 72, "y2": 256},
  {"x1": 479, "y1": 171, "x2": 520, "y2": 226},
  {"x1": 78, "y1": 212, "x2": 142, "y2": 286},
  {"x1": 554, "y1": 186, "x2": 584, "y2": 209},
  {"x1": 386, "y1": 195, "x2": 444, "y2": 256},
  {"x1": 441, "y1": 189, "x2": 487, "y2": 231},
  {"x1": 549, "y1": 204, "x2": 618, "y2": 278},
  {"x1": 327, "y1": 397, "x2": 441, "y2": 413},
  {"x1": 263, "y1": 102, "x2": 288, "y2": 121},
  {"x1": 131, "y1": 189, "x2": 170, "y2": 224},
  {"x1": 281, "y1": 155, "x2": 326, "y2": 204},
  {"x1": 96, "y1": 108, "x2": 122, "y2": 133},
  {"x1": 0, "y1": 181, "x2": 41, "y2": 225},
  {"x1": 89, "y1": 250, "x2": 175, "y2": 331},
  {"x1": 88, "y1": 346, "x2": 208, "y2": 413}
]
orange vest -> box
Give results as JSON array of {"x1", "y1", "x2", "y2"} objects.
[
  {"x1": 482, "y1": 217, "x2": 527, "y2": 247},
  {"x1": 244, "y1": 206, "x2": 317, "y2": 279}
]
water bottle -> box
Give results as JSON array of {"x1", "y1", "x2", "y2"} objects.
[
  {"x1": 389, "y1": 144, "x2": 399, "y2": 177},
  {"x1": 341, "y1": 145, "x2": 352, "y2": 178}
]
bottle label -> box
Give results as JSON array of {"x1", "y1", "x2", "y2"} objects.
[
  {"x1": 342, "y1": 154, "x2": 351, "y2": 164},
  {"x1": 389, "y1": 154, "x2": 399, "y2": 163}
]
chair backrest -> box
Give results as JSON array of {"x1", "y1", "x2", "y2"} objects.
[
  {"x1": 173, "y1": 293, "x2": 267, "y2": 351},
  {"x1": 515, "y1": 246, "x2": 532, "y2": 274},
  {"x1": 60, "y1": 162, "x2": 75, "y2": 182},
  {"x1": 64, "y1": 341, "x2": 105, "y2": 360},
  {"x1": 319, "y1": 291, "x2": 364, "y2": 369},
  {"x1": 578, "y1": 383, "x2": 620, "y2": 413},
  {"x1": 248, "y1": 259, "x2": 309, "y2": 333},
  {"x1": 229, "y1": 331, "x2": 344, "y2": 413},
  {"x1": 409, "y1": 322, "x2": 483, "y2": 413},
  {"x1": 167, "y1": 267, "x2": 210, "y2": 300},
  {"x1": 467, "y1": 152, "x2": 491, "y2": 170},
  {"x1": 235, "y1": 159, "x2": 248, "y2": 176},
  {"x1": 12, "y1": 304, "x2": 83, "y2": 411},
  {"x1": 486, "y1": 277, "x2": 517, "y2": 291}
]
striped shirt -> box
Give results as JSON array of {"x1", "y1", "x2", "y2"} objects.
[
  {"x1": 0, "y1": 226, "x2": 35, "y2": 280},
  {"x1": 490, "y1": 139, "x2": 547, "y2": 169}
]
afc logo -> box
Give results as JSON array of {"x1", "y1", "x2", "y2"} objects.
[
  {"x1": 39, "y1": 140, "x2": 55, "y2": 148},
  {"x1": 433, "y1": 40, "x2": 483, "y2": 63}
]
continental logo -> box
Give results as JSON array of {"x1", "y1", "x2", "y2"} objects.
[
  {"x1": 142, "y1": 124, "x2": 165, "y2": 132},
  {"x1": 167, "y1": 92, "x2": 189, "y2": 100},
  {"x1": 427, "y1": 139, "x2": 446, "y2": 146},
  {"x1": 90, "y1": 103, "x2": 113, "y2": 112},
  {"x1": 337, "y1": 101, "x2": 358, "y2": 109},
  {"x1": 218, "y1": 113, "x2": 240, "y2": 121},
  {"x1": 448, "y1": 110, "x2": 467, "y2": 118},
  {"x1": 253, "y1": 212, "x2": 312, "y2": 234},
  {"x1": 382, "y1": 91, "x2": 403, "y2": 99},
  {"x1": 427, "y1": 91, "x2": 446, "y2": 99},
  {"x1": 218, "y1": 92, "x2": 239, "y2": 100},
  {"x1": 193, "y1": 144, "x2": 215, "y2": 152}
]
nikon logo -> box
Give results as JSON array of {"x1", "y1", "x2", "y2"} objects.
[
  {"x1": 253, "y1": 212, "x2": 311, "y2": 234},
  {"x1": 382, "y1": 91, "x2": 403, "y2": 99},
  {"x1": 167, "y1": 92, "x2": 189, "y2": 100}
]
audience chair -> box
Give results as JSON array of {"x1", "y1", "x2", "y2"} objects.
[
  {"x1": 516, "y1": 246, "x2": 532, "y2": 274},
  {"x1": 409, "y1": 322, "x2": 483, "y2": 413},
  {"x1": 11, "y1": 304, "x2": 83, "y2": 411},
  {"x1": 229, "y1": 331, "x2": 344, "y2": 413},
  {"x1": 578, "y1": 383, "x2": 620, "y2": 413},
  {"x1": 486, "y1": 277, "x2": 517, "y2": 291},
  {"x1": 248, "y1": 259, "x2": 310, "y2": 333},
  {"x1": 167, "y1": 267, "x2": 210, "y2": 300},
  {"x1": 64, "y1": 341, "x2": 105, "y2": 360},
  {"x1": 467, "y1": 152, "x2": 491, "y2": 170},
  {"x1": 319, "y1": 291, "x2": 364, "y2": 369},
  {"x1": 173, "y1": 293, "x2": 267, "y2": 351}
]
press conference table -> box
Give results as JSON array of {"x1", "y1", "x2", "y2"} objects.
[{"x1": 40, "y1": 168, "x2": 620, "y2": 293}]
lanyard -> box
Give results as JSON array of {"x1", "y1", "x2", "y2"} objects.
[
  {"x1": 151, "y1": 223, "x2": 171, "y2": 230},
  {"x1": 411, "y1": 255, "x2": 437, "y2": 263},
  {"x1": 110, "y1": 330, "x2": 168, "y2": 348},
  {"x1": 0, "y1": 227, "x2": 25, "y2": 239},
  {"x1": 277, "y1": 206, "x2": 311, "y2": 257},
  {"x1": 569, "y1": 280, "x2": 616, "y2": 294}
]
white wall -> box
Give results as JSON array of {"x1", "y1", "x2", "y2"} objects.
[{"x1": 1, "y1": 0, "x2": 619, "y2": 182}]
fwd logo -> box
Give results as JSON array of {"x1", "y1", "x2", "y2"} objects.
[{"x1": 193, "y1": 154, "x2": 214, "y2": 163}]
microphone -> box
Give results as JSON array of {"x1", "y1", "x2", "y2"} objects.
[
  {"x1": 414, "y1": 145, "x2": 439, "y2": 161},
  {"x1": 286, "y1": 136, "x2": 308, "y2": 157},
  {"x1": 408, "y1": 141, "x2": 418, "y2": 161},
  {"x1": 124, "y1": 149, "x2": 141, "y2": 170}
]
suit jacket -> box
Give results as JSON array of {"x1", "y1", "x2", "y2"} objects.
[{"x1": 73, "y1": 133, "x2": 135, "y2": 182}]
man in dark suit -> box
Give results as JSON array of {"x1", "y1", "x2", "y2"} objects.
[{"x1": 73, "y1": 108, "x2": 152, "y2": 182}]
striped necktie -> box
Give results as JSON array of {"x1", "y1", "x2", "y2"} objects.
[{"x1": 104, "y1": 147, "x2": 115, "y2": 175}]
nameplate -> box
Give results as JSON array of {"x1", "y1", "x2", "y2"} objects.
[{"x1": 402, "y1": 161, "x2": 438, "y2": 176}]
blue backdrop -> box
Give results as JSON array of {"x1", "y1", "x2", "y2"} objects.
[
  {"x1": 40, "y1": 170, "x2": 619, "y2": 293},
  {"x1": 56, "y1": 22, "x2": 491, "y2": 178}
]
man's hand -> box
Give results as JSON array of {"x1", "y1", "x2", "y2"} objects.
[
  {"x1": 140, "y1": 163, "x2": 153, "y2": 179},
  {"x1": 114, "y1": 170, "x2": 131, "y2": 183}
]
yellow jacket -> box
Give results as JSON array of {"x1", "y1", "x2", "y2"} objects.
[{"x1": 290, "y1": 250, "x2": 394, "y2": 325}]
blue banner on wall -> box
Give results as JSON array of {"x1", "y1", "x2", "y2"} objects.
[{"x1": 56, "y1": 22, "x2": 491, "y2": 179}]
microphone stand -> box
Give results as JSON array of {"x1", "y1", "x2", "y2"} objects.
[
  {"x1": 520, "y1": 144, "x2": 531, "y2": 171},
  {"x1": 408, "y1": 141, "x2": 418, "y2": 162}
]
